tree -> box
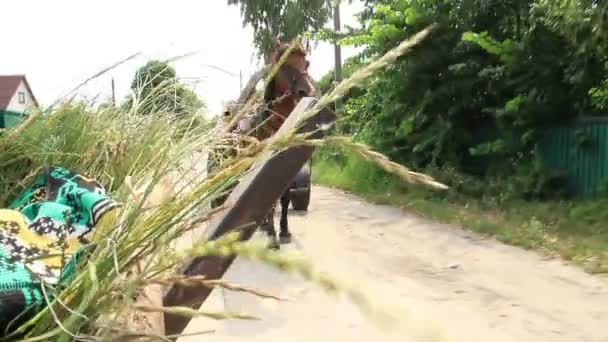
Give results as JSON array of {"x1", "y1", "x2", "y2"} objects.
[
  {"x1": 173, "y1": 84, "x2": 205, "y2": 117},
  {"x1": 228, "y1": 0, "x2": 338, "y2": 56},
  {"x1": 126, "y1": 60, "x2": 205, "y2": 117},
  {"x1": 131, "y1": 60, "x2": 177, "y2": 95}
]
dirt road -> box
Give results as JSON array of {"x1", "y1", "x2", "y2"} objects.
[{"x1": 180, "y1": 186, "x2": 608, "y2": 341}]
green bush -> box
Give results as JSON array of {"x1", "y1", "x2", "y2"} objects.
[{"x1": 318, "y1": 0, "x2": 608, "y2": 200}]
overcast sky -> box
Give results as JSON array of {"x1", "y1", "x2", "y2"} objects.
[{"x1": 0, "y1": 1, "x2": 365, "y2": 114}]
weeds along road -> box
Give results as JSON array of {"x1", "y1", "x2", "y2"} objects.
[{"x1": 179, "y1": 186, "x2": 608, "y2": 342}]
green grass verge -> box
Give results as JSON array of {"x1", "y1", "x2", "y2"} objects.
[{"x1": 312, "y1": 148, "x2": 608, "y2": 274}]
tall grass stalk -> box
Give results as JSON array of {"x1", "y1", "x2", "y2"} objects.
[{"x1": 0, "y1": 25, "x2": 445, "y2": 341}]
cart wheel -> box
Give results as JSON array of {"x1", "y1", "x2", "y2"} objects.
[
  {"x1": 290, "y1": 160, "x2": 312, "y2": 211},
  {"x1": 291, "y1": 188, "x2": 310, "y2": 211}
]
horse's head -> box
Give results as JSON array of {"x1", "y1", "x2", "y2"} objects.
[
  {"x1": 249, "y1": 38, "x2": 316, "y2": 139},
  {"x1": 267, "y1": 38, "x2": 315, "y2": 104}
]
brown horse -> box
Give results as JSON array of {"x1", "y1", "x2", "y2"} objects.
[
  {"x1": 208, "y1": 38, "x2": 315, "y2": 249},
  {"x1": 254, "y1": 38, "x2": 316, "y2": 249}
]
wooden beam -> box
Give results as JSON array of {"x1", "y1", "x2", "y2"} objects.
[
  {"x1": 162, "y1": 97, "x2": 335, "y2": 337},
  {"x1": 236, "y1": 66, "x2": 269, "y2": 106},
  {"x1": 220, "y1": 66, "x2": 269, "y2": 134}
]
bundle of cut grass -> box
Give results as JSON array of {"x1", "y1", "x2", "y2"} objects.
[{"x1": 0, "y1": 24, "x2": 446, "y2": 341}]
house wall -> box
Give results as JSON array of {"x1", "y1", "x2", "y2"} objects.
[{"x1": 6, "y1": 81, "x2": 36, "y2": 113}]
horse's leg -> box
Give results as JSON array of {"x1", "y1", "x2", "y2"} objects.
[
  {"x1": 279, "y1": 187, "x2": 292, "y2": 244},
  {"x1": 261, "y1": 203, "x2": 280, "y2": 250}
]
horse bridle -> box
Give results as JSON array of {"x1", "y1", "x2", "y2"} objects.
[
  {"x1": 281, "y1": 64, "x2": 310, "y2": 96},
  {"x1": 261, "y1": 63, "x2": 312, "y2": 120}
]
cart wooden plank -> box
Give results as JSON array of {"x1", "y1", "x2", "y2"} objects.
[{"x1": 163, "y1": 97, "x2": 335, "y2": 337}]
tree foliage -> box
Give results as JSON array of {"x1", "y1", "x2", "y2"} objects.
[
  {"x1": 228, "y1": 0, "x2": 332, "y2": 56},
  {"x1": 534, "y1": 0, "x2": 608, "y2": 55},
  {"x1": 319, "y1": 0, "x2": 608, "y2": 199},
  {"x1": 534, "y1": 1, "x2": 608, "y2": 111},
  {"x1": 127, "y1": 60, "x2": 205, "y2": 118},
  {"x1": 131, "y1": 60, "x2": 177, "y2": 94}
]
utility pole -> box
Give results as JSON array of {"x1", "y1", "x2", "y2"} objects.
[
  {"x1": 240, "y1": 70, "x2": 243, "y2": 92},
  {"x1": 111, "y1": 77, "x2": 116, "y2": 106},
  {"x1": 333, "y1": 0, "x2": 343, "y2": 113}
]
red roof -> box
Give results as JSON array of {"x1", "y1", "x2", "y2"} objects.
[{"x1": 0, "y1": 75, "x2": 39, "y2": 110}]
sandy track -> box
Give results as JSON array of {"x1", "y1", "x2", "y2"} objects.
[{"x1": 180, "y1": 186, "x2": 608, "y2": 341}]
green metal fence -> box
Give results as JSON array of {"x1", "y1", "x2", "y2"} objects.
[
  {"x1": 538, "y1": 117, "x2": 608, "y2": 198},
  {"x1": 0, "y1": 110, "x2": 27, "y2": 129}
]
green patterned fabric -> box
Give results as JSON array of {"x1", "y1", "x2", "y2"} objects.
[{"x1": 0, "y1": 166, "x2": 119, "y2": 335}]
